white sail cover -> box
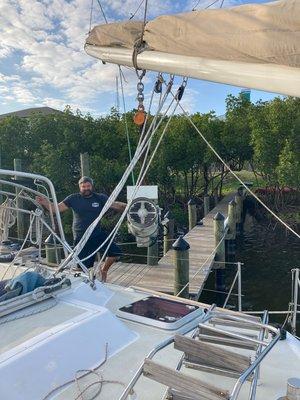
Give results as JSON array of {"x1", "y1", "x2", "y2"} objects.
[{"x1": 85, "y1": 0, "x2": 300, "y2": 96}]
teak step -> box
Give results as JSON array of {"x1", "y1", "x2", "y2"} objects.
[
  {"x1": 209, "y1": 318, "x2": 261, "y2": 331},
  {"x1": 143, "y1": 359, "x2": 229, "y2": 400},
  {"x1": 174, "y1": 335, "x2": 251, "y2": 374},
  {"x1": 198, "y1": 326, "x2": 258, "y2": 350}
]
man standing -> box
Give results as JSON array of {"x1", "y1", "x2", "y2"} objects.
[{"x1": 37, "y1": 176, "x2": 126, "y2": 282}]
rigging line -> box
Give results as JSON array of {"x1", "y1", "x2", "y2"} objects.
[
  {"x1": 92, "y1": 97, "x2": 181, "y2": 277},
  {"x1": 89, "y1": 0, "x2": 94, "y2": 33},
  {"x1": 1, "y1": 213, "x2": 36, "y2": 281},
  {"x1": 206, "y1": 0, "x2": 221, "y2": 9},
  {"x1": 96, "y1": 0, "x2": 108, "y2": 24},
  {"x1": 91, "y1": 99, "x2": 178, "y2": 274},
  {"x1": 164, "y1": 88, "x2": 300, "y2": 240},
  {"x1": 119, "y1": 66, "x2": 135, "y2": 185},
  {"x1": 141, "y1": 0, "x2": 148, "y2": 38},
  {"x1": 129, "y1": 0, "x2": 145, "y2": 20},
  {"x1": 78, "y1": 87, "x2": 182, "y2": 270},
  {"x1": 71, "y1": 76, "x2": 175, "y2": 267},
  {"x1": 219, "y1": 0, "x2": 225, "y2": 8},
  {"x1": 64, "y1": 74, "x2": 175, "y2": 274},
  {"x1": 89, "y1": 87, "x2": 180, "y2": 266}
]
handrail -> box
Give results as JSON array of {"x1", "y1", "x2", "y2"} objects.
[
  {"x1": 230, "y1": 329, "x2": 281, "y2": 399},
  {"x1": 0, "y1": 169, "x2": 67, "y2": 257},
  {"x1": 291, "y1": 268, "x2": 300, "y2": 336},
  {"x1": 248, "y1": 310, "x2": 268, "y2": 400},
  {"x1": 0, "y1": 170, "x2": 93, "y2": 280},
  {"x1": 118, "y1": 305, "x2": 280, "y2": 400},
  {"x1": 118, "y1": 306, "x2": 215, "y2": 400}
]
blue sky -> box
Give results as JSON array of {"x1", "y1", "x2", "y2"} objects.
[{"x1": 0, "y1": 0, "x2": 278, "y2": 117}]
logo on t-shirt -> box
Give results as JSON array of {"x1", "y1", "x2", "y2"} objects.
[{"x1": 92, "y1": 202, "x2": 99, "y2": 207}]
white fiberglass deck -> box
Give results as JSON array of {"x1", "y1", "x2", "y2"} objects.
[{"x1": 0, "y1": 277, "x2": 299, "y2": 400}]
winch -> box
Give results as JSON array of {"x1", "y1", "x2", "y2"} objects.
[{"x1": 127, "y1": 197, "x2": 160, "y2": 247}]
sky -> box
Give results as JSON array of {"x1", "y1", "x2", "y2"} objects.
[{"x1": 0, "y1": 0, "x2": 278, "y2": 117}]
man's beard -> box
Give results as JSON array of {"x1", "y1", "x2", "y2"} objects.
[{"x1": 80, "y1": 190, "x2": 92, "y2": 197}]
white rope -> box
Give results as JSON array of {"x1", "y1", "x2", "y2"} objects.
[
  {"x1": 1, "y1": 212, "x2": 36, "y2": 281},
  {"x1": 0, "y1": 197, "x2": 17, "y2": 242},
  {"x1": 59, "y1": 75, "x2": 175, "y2": 271},
  {"x1": 92, "y1": 95, "x2": 180, "y2": 277}
]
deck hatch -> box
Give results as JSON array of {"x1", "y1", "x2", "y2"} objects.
[{"x1": 118, "y1": 296, "x2": 202, "y2": 329}]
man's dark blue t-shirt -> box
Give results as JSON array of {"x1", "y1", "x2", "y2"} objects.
[{"x1": 63, "y1": 192, "x2": 108, "y2": 238}]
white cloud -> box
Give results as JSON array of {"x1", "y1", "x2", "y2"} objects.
[{"x1": 0, "y1": 0, "x2": 269, "y2": 115}]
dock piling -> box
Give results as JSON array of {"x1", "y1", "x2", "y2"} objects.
[
  {"x1": 80, "y1": 152, "x2": 90, "y2": 177},
  {"x1": 173, "y1": 236, "x2": 190, "y2": 298},
  {"x1": 188, "y1": 198, "x2": 197, "y2": 231},
  {"x1": 235, "y1": 192, "x2": 244, "y2": 234},
  {"x1": 163, "y1": 212, "x2": 174, "y2": 255},
  {"x1": 147, "y1": 240, "x2": 159, "y2": 266},
  {"x1": 203, "y1": 195, "x2": 210, "y2": 217},
  {"x1": 213, "y1": 212, "x2": 226, "y2": 296}
]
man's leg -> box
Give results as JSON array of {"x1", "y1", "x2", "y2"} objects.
[
  {"x1": 75, "y1": 236, "x2": 97, "y2": 270},
  {"x1": 100, "y1": 256, "x2": 117, "y2": 282},
  {"x1": 93, "y1": 230, "x2": 121, "y2": 282}
]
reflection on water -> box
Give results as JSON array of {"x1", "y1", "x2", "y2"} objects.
[
  {"x1": 235, "y1": 213, "x2": 299, "y2": 315},
  {"x1": 200, "y1": 212, "x2": 300, "y2": 330}
]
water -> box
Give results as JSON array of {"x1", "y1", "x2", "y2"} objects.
[{"x1": 200, "y1": 212, "x2": 300, "y2": 331}]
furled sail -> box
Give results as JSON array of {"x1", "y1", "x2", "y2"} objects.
[{"x1": 85, "y1": 0, "x2": 300, "y2": 97}]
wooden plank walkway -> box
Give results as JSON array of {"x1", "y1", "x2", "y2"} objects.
[{"x1": 107, "y1": 193, "x2": 234, "y2": 297}]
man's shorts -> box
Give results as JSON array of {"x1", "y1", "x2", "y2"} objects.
[{"x1": 74, "y1": 229, "x2": 122, "y2": 269}]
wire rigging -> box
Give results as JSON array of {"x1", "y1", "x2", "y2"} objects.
[
  {"x1": 96, "y1": 0, "x2": 108, "y2": 23},
  {"x1": 118, "y1": 66, "x2": 135, "y2": 185},
  {"x1": 160, "y1": 84, "x2": 300, "y2": 240},
  {"x1": 129, "y1": 0, "x2": 146, "y2": 20}
]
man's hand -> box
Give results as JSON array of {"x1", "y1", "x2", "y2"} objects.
[
  {"x1": 111, "y1": 201, "x2": 127, "y2": 212},
  {"x1": 36, "y1": 196, "x2": 49, "y2": 209},
  {"x1": 36, "y1": 196, "x2": 69, "y2": 213}
]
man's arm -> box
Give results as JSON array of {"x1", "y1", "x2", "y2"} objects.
[
  {"x1": 110, "y1": 201, "x2": 127, "y2": 212},
  {"x1": 36, "y1": 196, "x2": 69, "y2": 213}
]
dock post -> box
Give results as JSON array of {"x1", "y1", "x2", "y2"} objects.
[
  {"x1": 235, "y1": 190, "x2": 244, "y2": 234},
  {"x1": 226, "y1": 200, "x2": 237, "y2": 258},
  {"x1": 213, "y1": 212, "x2": 226, "y2": 298},
  {"x1": 203, "y1": 194, "x2": 210, "y2": 217},
  {"x1": 147, "y1": 240, "x2": 159, "y2": 266},
  {"x1": 80, "y1": 152, "x2": 90, "y2": 177},
  {"x1": 188, "y1": 198, "x2": 197, "y2": 231},
  {"x1": 173, "y1": 236, "x2": 190, "y2": 298},
  {"x1": 163, "y1": 211, "x2": 174, "y2": 255},
  {"x1": 14, "y1": 158, "x2": 25, "y2": 240},
  {"x1": 45, "y1": 234, "x2": 61, "y2": 265}
]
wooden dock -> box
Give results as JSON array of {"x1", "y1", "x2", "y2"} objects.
[{"x1": 107, "y1": 193, "x2": 234, "y2": 297}]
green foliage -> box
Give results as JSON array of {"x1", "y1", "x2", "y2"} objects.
[
  {"x1": 0, "y1": 95, "x2": 299, "y2": 236},
  {"x1": 249, "y1": 97, "x2": 300, "y2": 187}
]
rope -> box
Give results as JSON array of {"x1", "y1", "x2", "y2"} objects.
[
  {"x1": 89, "y1": 0, "x2": 94, "y2": 32},
  {"x1": 160, "y1": 82, "x2": 300, "y2": 240},
  {"x1": 1, "y1": 212, "x2": 36, "y2": 281},
  {"x1": 93, "y1": 94, "x2": 181, "y2": 278},
  {"x1": 0, "y1": 197, "x2": 17, "y2": 242},
  {"x1": 62, "y1": 75, "x2": 176, "y2": 271},
  {"x1": 129, "y1": 0, "x2": 145, "y2": 20},
  {"x1": 96, "y1": 0, "x2": 108, "y2": 24},
  {"x1": 42, "y1": 343, "x2": 125, "y2": 400},
  {"x1": 119, "y1": 66, "x2": 135, "y2": 185}
]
